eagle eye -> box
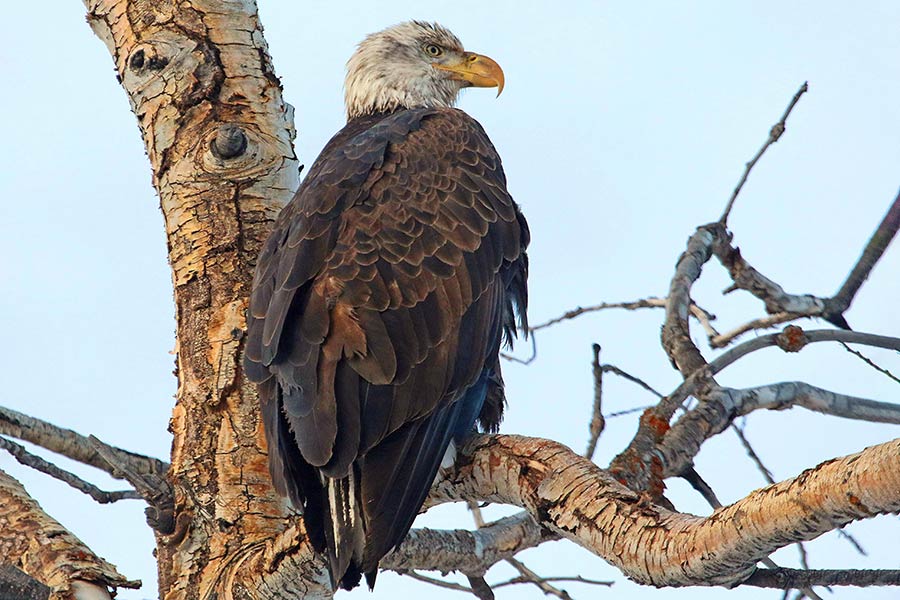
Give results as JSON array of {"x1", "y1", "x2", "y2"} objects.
[{"x1": 424, "y1": 44, "x2": 443, "y2": 57}]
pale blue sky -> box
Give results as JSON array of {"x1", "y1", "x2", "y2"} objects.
[{"x1": 1, "y1": 2, "x2": 898, "y2": 599}]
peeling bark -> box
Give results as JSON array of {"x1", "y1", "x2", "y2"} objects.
[
  {"x1": 0, "y1": 470, "x2": 137, "y2": 598},
  {"x1": 434, "y1": 434, "x2": 900, "y2": 587},
  {"x1": 82, "y1": 0, "x2": 303, "y2": 597}
]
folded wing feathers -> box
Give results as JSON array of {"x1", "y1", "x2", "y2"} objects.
[{"x1": 243, "y1": 108, "x2": 528, "y2": 588}]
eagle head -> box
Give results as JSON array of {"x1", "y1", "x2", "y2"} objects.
[{"x1": 345, "y1": 21, "x2": 504, "y2": 120}]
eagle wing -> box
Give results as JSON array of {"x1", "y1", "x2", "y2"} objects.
[{"x1": 244, "y1": 107, "x2": 528, "y2": 586}]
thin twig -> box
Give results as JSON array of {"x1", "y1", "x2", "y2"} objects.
[
  {"x1": 493, "y1": 574, "x2": 613, "y2": 590},
  {"x1": 837, "y1": 528, "x2": 868, "y2": 557},
  {"x1": 719, "y1": 81, "x2": 809, "y2": 224},
  {"x1": 840, "y1": 342, "x2": 900, "y2": 385},
  {"x1": 602, "y1": 365, "x2": 664, "y2": 398},
  {"x1": 681, "y1": 467, "x2": 721, "y2": 507},
  {"x1": 709, "y1": 312, "x2": 805, "y2": 348},
  {"x1": 501, "y1": 558, "x2": 574, "y2": 599},
  {"x1": 502, "y1": 297, "x2": 718, "y2": 365},
  {"x1": 399, "y1": 571, "x2": 474, "y2": 594},
  {"x1": 500, "y1": 335, "x2": 537, "y2": 365},
  {"x1": 531, "y1": 297, "x2": 715, "y2": 331},
  {"x1": 585, "y1": 344, "x2": 605, "y2": 460},
  {"x1": 0, "y1": 436, "x2": 140, "y2": 504},
  {"x1": 731, "y1": 423, "x2": 775, "y2": 484},
  {"x1": 606, "y1": 405, "x2": 653, "y2": 419},
  {"x1": 797, "y1": 542, "x2": 811, "y2": 571}
]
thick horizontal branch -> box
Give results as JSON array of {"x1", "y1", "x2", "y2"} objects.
[
  {"x1": 432, "y1": 434, "x2": 900, "y2": 588},
  {"x1": 224, "y1": 512, "x2": 550, "y2": 598},
  {"x1": 383, "y1": 513, "x2": 548, "y2": 576},
  {"x1": 743, "y1": 568, "x2": 900, "y2": 589}
]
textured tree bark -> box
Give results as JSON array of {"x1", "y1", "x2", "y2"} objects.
[
  {"x1": 81, "y1": 0, "x2": 312, "y2": 598},
  {"x1": 434, "y1": 435, "x2": 900, "y2": 587},
  {"x1": 0, "y1": 470, "x2": 136, "y2": 599}
]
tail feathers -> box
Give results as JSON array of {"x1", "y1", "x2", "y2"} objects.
[{"x1": 322, "y1": 472, "x2": 366, "y2": 591}]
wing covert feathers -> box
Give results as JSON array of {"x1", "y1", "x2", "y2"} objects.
[{"x1": 243, "y1": 108, "x2": 528, "y2": 589}]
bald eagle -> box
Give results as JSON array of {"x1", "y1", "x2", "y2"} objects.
[{"x1": 244, "y1": 21, "x2": 529, "y2": 590}]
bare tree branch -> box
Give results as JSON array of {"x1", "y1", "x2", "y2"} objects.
[
  {"x1": 724, "y1": 382, "x2": 900, "y2": 424},
  {"x1": 531, "y1": 297, "x2": 716, "y2": 332},
  {"x1": 499, "y1": 558, "x2": 574, "y2": 599},
  {"x1": 0, "y1": 405, "x2": 173, "y2": 531},
  {"x1": 709, "y1": 312, "x2": 804, "y2": 348},
  {"x1": 398, "y1": 571, "x2": 474, "y2": 594},
  {"x1": 712, "y1": 234, "x2": 838, "y2": 323},
  {"x1": 719, "y1": 81, "x2": 809, "y2": 224},
  {"x1": 602, "y1": 365, "x2": 665, "y2": 398},
  {"x1": 840, "y1": 342, "x2": 900, "y2": 385},
  {"x1": 659, "y1": 378, "x2": 900, "y2": 484},
  {"x1": 0, "y1": 468, "x2": 139, "y2": 596},
  {"x1": 662, "y1": 226, "x2": 717, "y2": 377},
  {"x1": 681, "y1": 464, "x2": 824, "y2": 600},
  {"x1": 743, "y1": 568, "x2": 900, "y2": 589},
  {"x1": 382, "y1": 513, "x2": 548, "y2": 576},
  {"x1": 731, "y1": 423, "x2": 775, "y2": 483},
  {"x1": 466, "y1": 501, "x2": 576, "y2": 599},
  {"x1": 493, "y1": 573, "x2": 613, "y2": 591},
  {"x1": 431, "y1": 434, "x2": 900, "y2": 588},
  {"x1": 825, "y1": 190, "x2": 900, "y2": 318},
  {"x1": 585, "y1": 344, "x2": 605, "y2": 460},
  {"x1": 709, "y1": 328, "x2": 900, "y2": 374},
  {"x1": 712, "y1": 189, "x2": 898, "y2": 334},
  {"x1": 86, "y1": 436, "x2": 176, "y2": 535},
  {"x1": 504, "y1": 297, "x2": 719, "y2": 365},
  {"x1": 465, "y1": 575, "x2": 495, "y2": 600},
  {"x1": 0, "y1": 405, "x2": 168, "y2": 480},
  {"x1": 0, "y1": 436, "x2": 141, "y2": 504},
  {"x1": 0, "y1": 565, "x2": 50, "y2": 600}
]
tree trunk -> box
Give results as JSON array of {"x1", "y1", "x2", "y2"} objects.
[{"x1": 82, "y1": 0, "x2": 328, "y2": 597}]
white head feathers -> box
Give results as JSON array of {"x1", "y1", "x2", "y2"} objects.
[{"x1": 344, "y1": 22, "x2": 469, "y2": 120}]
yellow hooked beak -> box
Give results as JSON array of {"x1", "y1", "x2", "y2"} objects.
[{"x1": 434, "y1": 52, "x2": 505, "y2": 97}]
